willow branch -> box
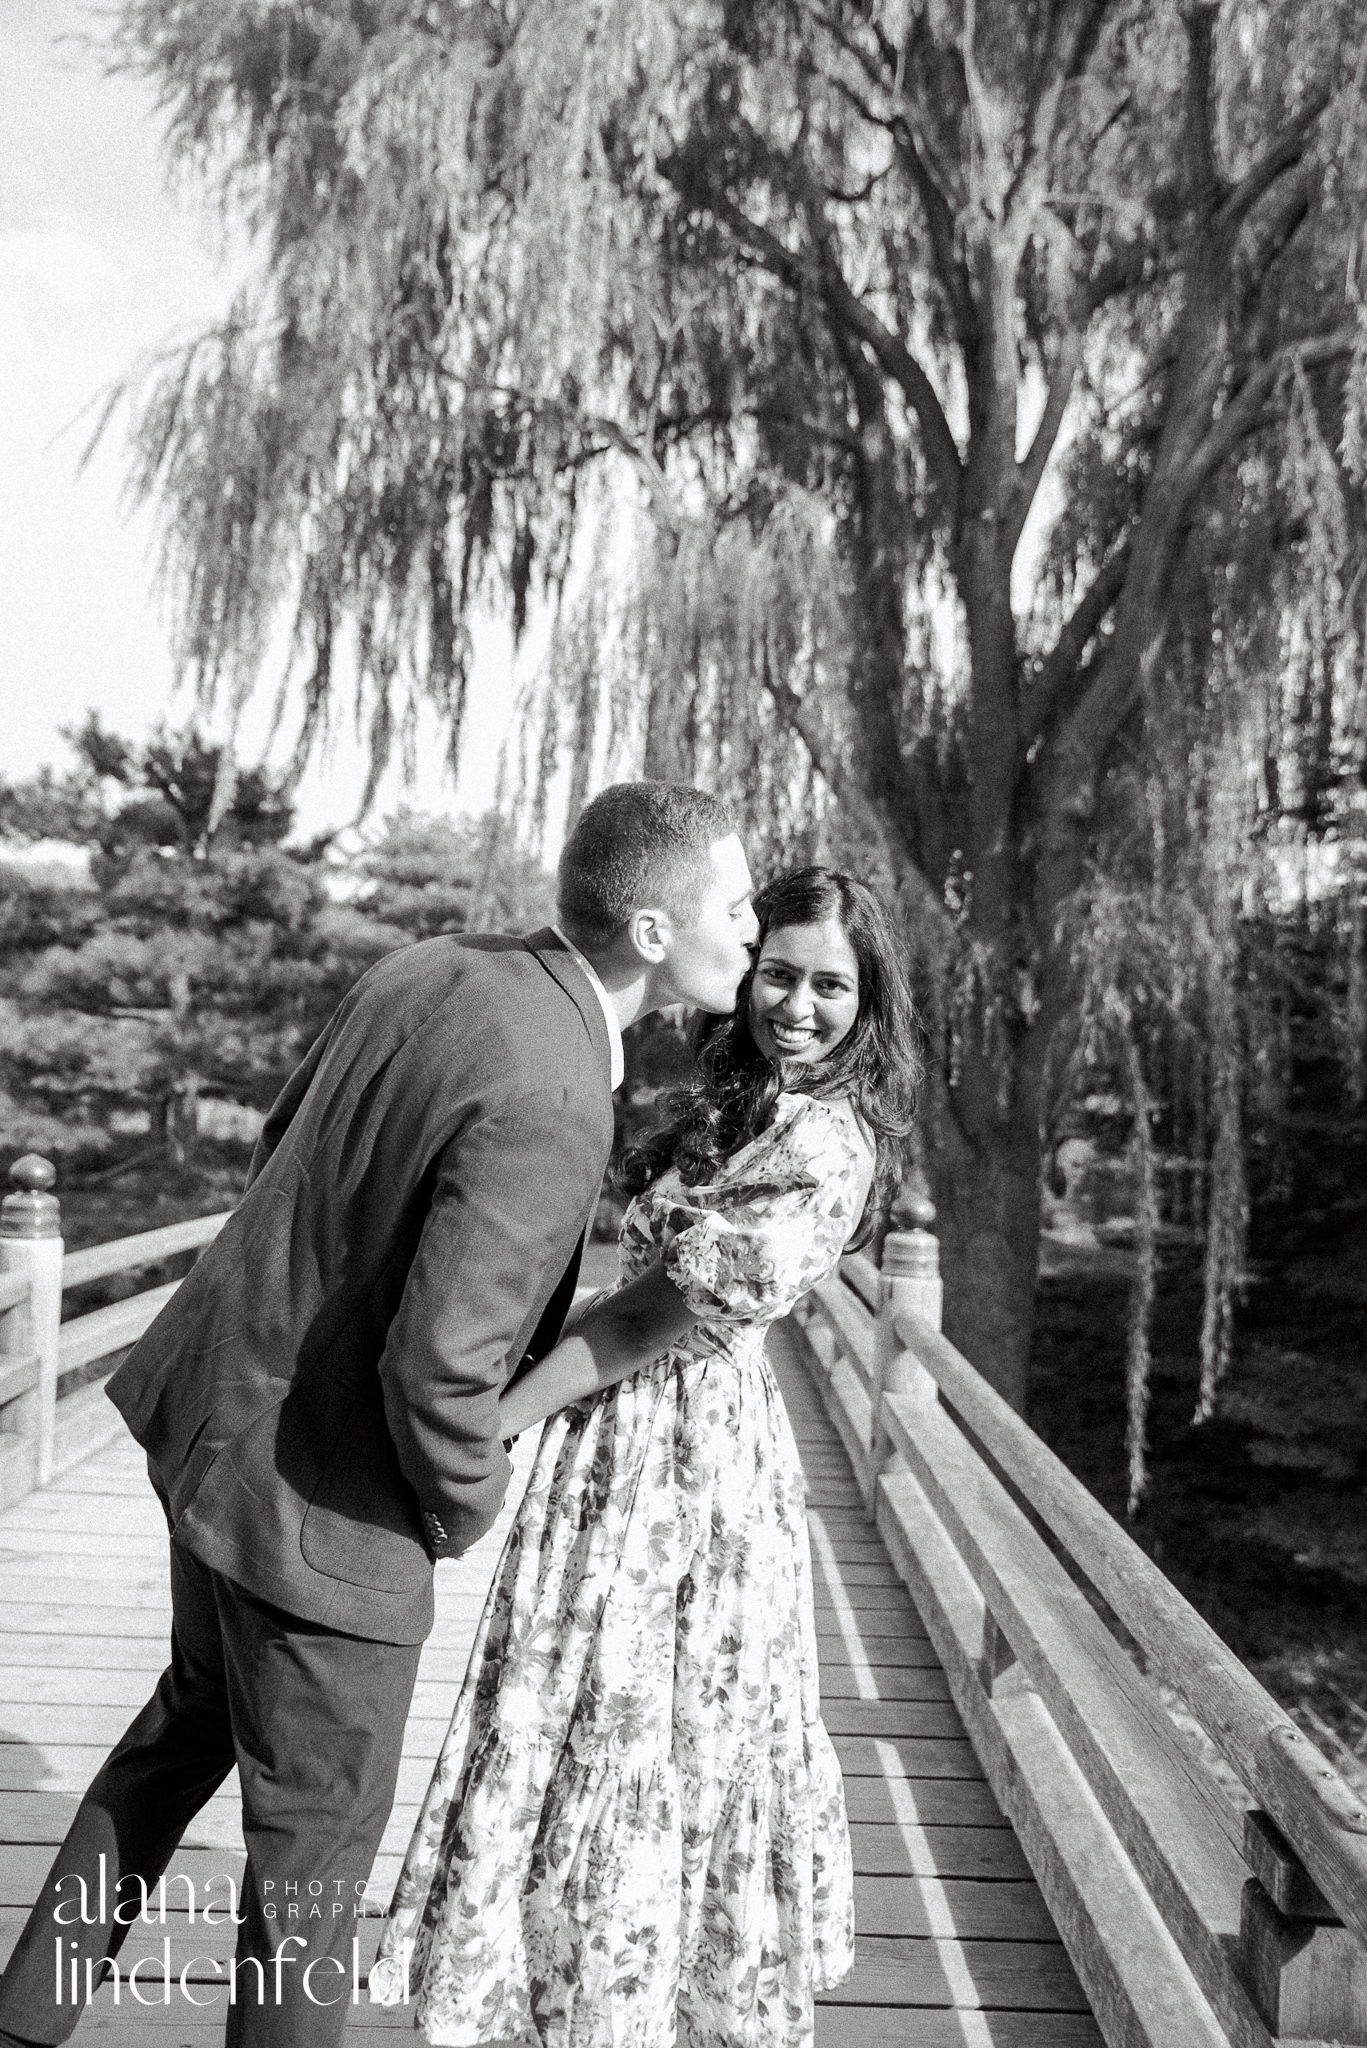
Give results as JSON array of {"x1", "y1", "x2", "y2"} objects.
[
  {"x1": 1025, "y1": 538, "x2": 1134, "y2": 744},
  {"x1": 1005, "y1": 0, "x2": 1116, "y2": 231},
  {"x1": 1181, "y1": 324, "x2": 1358, "y2": 499},
  {"x1": 889, "y1": 111, "x2": 977, "y2": 343},
  {"x1": 1011, "y1": 326, "x2": 1085, "y2": 549},
  {"x1": 1215, "y1": 86, "x2": 1332, "y2": 239},
  {"x1": 806, "y1": 6, "x2": 974, "y2": 342},
  {"x1": 1051, "y1": 323, "x2": 1357, "y2": 792},
  {"x1": 580, "y1": 415, "x2": 684, "y2": 535},
  {"x1": 824, "y1": 69, "x2": 972, "y2": 336},
  {"x1": 1181, "y1": 2, "x2": 1225, "y2": 209},
  {"x1": 703, "y1": 181, "x2": 964, "y2": 508},
  {"x1": 761, "y1": 659, "x2": 951, "y2": 940}
]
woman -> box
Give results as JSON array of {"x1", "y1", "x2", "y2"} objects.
[{"x1": 371, "y1": 867, "x2": 922, "y2": 2047}]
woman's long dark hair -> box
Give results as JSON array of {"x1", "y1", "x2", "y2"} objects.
[{"x1": 618, "y1": 867, "x2": 923, "y2": 1245}]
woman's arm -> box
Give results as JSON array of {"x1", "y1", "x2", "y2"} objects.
[{"x1": 498, "y1": 1259, "x2": 699, "y2": 1439}]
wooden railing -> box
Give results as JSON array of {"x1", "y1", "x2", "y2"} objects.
[
  {"x1": 0, "y1": 1155, "x2": 228, "y2": 1509},
  {"x1": 5, "y1": 1150, "x2": 1365, "y2": 2043},
  {"x1": 793, "y1": 1219, "x2": 1367, "y2": 2048}
]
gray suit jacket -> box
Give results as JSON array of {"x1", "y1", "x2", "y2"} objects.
[{"x1": 106, "y1": 929, "x2": 615, "y2": 1643}]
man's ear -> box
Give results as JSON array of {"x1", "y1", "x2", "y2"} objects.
[{"x1": 625, "y1": 906, "x2": 672, "y2": 964}]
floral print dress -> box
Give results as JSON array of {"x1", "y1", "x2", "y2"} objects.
[{"x1": 370, "y1": 1091, "x2": 873, "y2": 2048}]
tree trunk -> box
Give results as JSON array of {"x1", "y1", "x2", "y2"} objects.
[
  {"x1": 928, "y1": 1045, "x2": 1042, "y2": 1412},
  {"x1": 155, "y1": 1077, "x2": 200, "y2": 1167}
]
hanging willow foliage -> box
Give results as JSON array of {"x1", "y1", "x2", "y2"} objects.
[
  {"x1": 105, "y1": 0, "x2": 1367, "y2": 1427},
  {"x1": 1054, "y1": 332, "x2": 1365, "y2": 1501},
  {"x1": 1059, "y1": 871, "x2": 1244, "y2": 1507}
]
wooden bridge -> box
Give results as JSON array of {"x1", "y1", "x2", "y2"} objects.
[{"x1": 0, "y1": 1153, "x2": 1364, "y2": 2045}]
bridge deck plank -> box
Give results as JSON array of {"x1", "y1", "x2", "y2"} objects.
[{"x1": 0, "y1": 1320, "x2": 1100, "y2": 2042}]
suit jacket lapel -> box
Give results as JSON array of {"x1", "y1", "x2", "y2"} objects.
[{"x1": 524, "y1": 927, "x2": 614, "y2": 1091}]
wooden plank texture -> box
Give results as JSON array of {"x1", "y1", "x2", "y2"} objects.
[{"x1": 0, "y1": 1310, "x2": 1096, "y2": 2044}]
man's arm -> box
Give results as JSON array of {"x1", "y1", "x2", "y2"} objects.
[
  {"x1": 376, "y1": 1087, "x2": 608, "y2": 1558},
  {"x1": 496, "y1": 1261, "x2": 698, "y2": 1438}
]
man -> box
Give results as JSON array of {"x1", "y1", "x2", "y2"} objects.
[{"x1": 0, "y1": 782, "x2": 758, "y2": 2048}]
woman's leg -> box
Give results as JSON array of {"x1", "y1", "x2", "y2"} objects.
[
  {"x1": 671, "y1": 1356, "x2": 842, "y2": 2048},
  {"x1": 396, "y1": 1370, "x2": 687, "y2": 2048}
]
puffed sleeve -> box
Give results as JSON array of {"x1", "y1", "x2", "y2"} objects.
[{"x1": 660, "y1": 1098, "x2": 873, "y2": 1324}]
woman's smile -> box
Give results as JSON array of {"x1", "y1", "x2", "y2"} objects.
[
  {"x1": 748, "y1": 917, "x2": 861, "y2": 1066},
  {"x1": 768, "y1": 1020, "x2": 819, "y2": 1051}
]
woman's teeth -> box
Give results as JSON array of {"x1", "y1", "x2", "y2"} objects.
[{"x1": 770, "y1": 1022, "x2": 816, "y2": 1046}]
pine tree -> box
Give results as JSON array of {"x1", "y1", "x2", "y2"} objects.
[
  {"x1": 0, "y1": 722, "x2": 329, "y2": 1165},
  {"x1": 0, "y1": 723, "x2": 558, "y2": 1173}
]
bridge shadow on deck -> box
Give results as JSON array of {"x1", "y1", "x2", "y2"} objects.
[{"x1": 0, "y1": 1322, "x2": 1100, "y2": 2044}]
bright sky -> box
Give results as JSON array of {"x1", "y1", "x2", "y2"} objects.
[{"x1": 0, "y1": 0, "x2": 520, "y2": 841}]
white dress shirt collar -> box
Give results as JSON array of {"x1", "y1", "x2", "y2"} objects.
[{"x1": 551, "y1": 926, "x2": 625, "y2": 1090}]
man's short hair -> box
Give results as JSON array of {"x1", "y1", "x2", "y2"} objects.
[{"x1": 557, "y1": 782, "x2": 739, "y2": 951}]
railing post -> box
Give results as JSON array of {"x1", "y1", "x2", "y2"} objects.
[
  {"x1": 868, "y1": 1197, "x2": 942, "y2": 1516},
  {"x1": 0, "y1": 1156, "x2": 64, "y2": 1487},
  {"x1": 1236, "y1": 1810, "x2": 1367, "y2": 2043},
  {"x1": 885, "y1": 1192, "x2": 943, "y2": 1331}
]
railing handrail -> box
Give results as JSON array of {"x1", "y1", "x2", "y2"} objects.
[
  {"x1": 890, "y1": 1300, "x2": 1367, "y2": 1946},
  {"x1": 796, "y1": 1232, "x2": 1367, "y2": 2047},
  {"x1": 0, "y1": 1271, "x2": 30, "y2": 1316},
  {"x1": 0, "y1": 1354, "x2": 39, "y2": 1408},
  {"x1": 61, "y1": 1212, "x2": 232, "y2": 1291},
  {"x1": 58, "y1": 1284, "x2": 182, "y2": 1380},
  {"x1": 839, "y1": 1248, "x2": 880, "y2": 1313},
  {"x1": 0, "y1": 1155, "x2": 229, "y2": 1499}
]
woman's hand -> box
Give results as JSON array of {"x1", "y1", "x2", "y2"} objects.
[{"x1": 498, "y1": 1260, "x2": 699, "y2": 1441}]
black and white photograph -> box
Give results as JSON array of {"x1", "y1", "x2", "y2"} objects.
[{"x1": 1, "y1": 1, "x2": 1365, "y2": 2043}]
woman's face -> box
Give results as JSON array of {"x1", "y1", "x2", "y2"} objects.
[{"x1": 748, "y1": 917, "x2": 861, "y2": 1066}]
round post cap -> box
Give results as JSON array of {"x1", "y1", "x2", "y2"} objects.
[
  {"x1": 2, "y1": 1155, "x2": 61, "y2": 1239},
  {"x1": 881, "y1": 1228, "x2": 940, "y2": 1280}
]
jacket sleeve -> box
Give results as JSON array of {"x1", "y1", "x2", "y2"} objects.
[
  {"x1": 246, "y1": 1025, "x2": 334, "y2": 1188},
  {"x1": 376, "y1": 1083, "x2": 608, "y2": 1557}
]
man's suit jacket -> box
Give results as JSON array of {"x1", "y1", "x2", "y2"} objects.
[{"x1": 106, "y1": 929, "x2": 615, "y2": 1644}]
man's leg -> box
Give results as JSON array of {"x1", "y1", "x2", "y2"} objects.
[
  {"x1": 211, "y1": 1576, "x2": 423, "y2": 2048},
  {"x1": 0, "y1": 1539, "x2": 238, "y2": 2045}
]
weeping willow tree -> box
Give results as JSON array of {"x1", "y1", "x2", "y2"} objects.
[{"x1": 108, "y1": 0, "x2": 1367, "y2": 1435}]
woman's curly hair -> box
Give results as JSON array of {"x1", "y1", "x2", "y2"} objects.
[{"x1": 618, "y1": 866, "x2": 923, "y2": 1246}]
